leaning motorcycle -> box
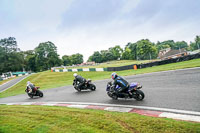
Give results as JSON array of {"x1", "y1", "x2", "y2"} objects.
[
  {"x1": 106, "y1": 81, "x2": 145, "y2": 100},
  {"x1": 73, "y1": 79, "x2": 96, "y2": 91},
  {"x1": 25, "y1": 87, "x2": 43, "y2": 98}
]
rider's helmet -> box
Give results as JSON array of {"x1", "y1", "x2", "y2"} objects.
[
  {"x1": 27, "y1": 81, "x2": 31, "y2": 85},
  {"x1": 111, "y1": 72, "x2": 117, "y2": 80},
  {"x1": 73, "y1": 73, "x2": 78, "y2": 77}
]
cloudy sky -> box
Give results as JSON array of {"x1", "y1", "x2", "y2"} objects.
[{"x1": 0, "y1": 0, "x2": 200, "y2": 61}]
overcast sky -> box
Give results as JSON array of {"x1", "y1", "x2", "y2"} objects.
[{"x1": 1, "y1": 0, "x2": 200, "y2": 61}]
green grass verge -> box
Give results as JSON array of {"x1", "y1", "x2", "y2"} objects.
[
  {"x1": 61, "y1": 60, "x2": 159, "y2": 69},
  {"x1": 0, "y1": 105, "x2": 199, "y2": 133},
  {"x1": 0, "y1": 58, "x2": 200, "y2": 98}
]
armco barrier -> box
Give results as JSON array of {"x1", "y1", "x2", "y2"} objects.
[
  {"x1": 52, "y1": 53, "x2": 200, "y2": 72},
  {"x1": 107, "y1": 53, "x2": 200, "y2": 71},
  {"x1": 136, "y1": 53, "x2": 200, "y2": 69},
  {"x1": 107, "y1": 64, "x2": 133, "y2": 71}
]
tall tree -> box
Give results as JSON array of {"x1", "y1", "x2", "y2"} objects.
[
  {"x1": 88, "y1": 51, "x2": 102, "y2": 63},
  {"x1": 0, "y1": 37, "x2": 24, "y2": 73},
  {"x1": 126, "y1": 42, "x2": 138, "y2": 60},
  {"x1": 100, "y1": 50, "x2": 113, "y2": 62},
  {"x1": 136, "y1": 39, "x2": 157, "y2": 60},
  {"x1": 23, "y1": 50, "x2": 36, "y2": 71},
  {"x1": 174, "y1": 41, "x2": 188, "y2": 50},
  {"x1": 71, "y1": 53, "x2": 83, "y2": 65},
  {"x1": 109, "y1": 45, "x2": 123, "y2": 60},
  {"x1": 34, "y1": 41, "x2": 61, "y2": 71},
  {"x1": 156, "y1": 41, "x2": 170, "y2": 51},
  {"x1": 62, "y1": 55, "x2": 72, "y2": 66},
  {"x1": 121, "y1": 47, "x2": 132, "y2": 60},
  {"x1": 190, "y1": 35, "x2": 200, "y2": 51},
  {"x1": 0, "y1": 37, "x2": 18, "y2": 53},
  {"x1": 195, "y1": 35, "x2": 200, "y2": 49}
]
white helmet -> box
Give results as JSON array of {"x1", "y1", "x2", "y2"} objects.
[
  {"x1": 73, "y1": 73, "x2": 78, "y2": 77},
  {"x1": 27, "y1": 81, "x2": 31, "y2": 85}
]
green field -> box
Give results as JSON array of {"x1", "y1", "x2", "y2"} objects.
[
  {"x1": 0, "y1": 105, "x2": 199, "y2": 133},
  {"x1": 58, "y1": 59, "x2": 159, "y2": 69},
  {"x1": 0, "y1": 58, "x2": 200, "y2": 98}
]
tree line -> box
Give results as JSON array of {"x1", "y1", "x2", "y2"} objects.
[
  {"x1": 0, "y1": 37, "x2": 83, "y2": 74},
  {"x1": 0, "y1": 36, "x2": 200, "y2": 74},
  {"x1": 88, "y1": 36, "x2": 200, "y2": 63}
]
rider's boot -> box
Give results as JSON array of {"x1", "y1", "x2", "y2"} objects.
[{"x1": 128, "y1": 91, "x2": 133, "y2": 98}]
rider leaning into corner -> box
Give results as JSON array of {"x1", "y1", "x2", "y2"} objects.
[
  {"x1": 111, "y1": 72, "x2": 131, "y2": 95},
  {"x1": 26, "y1": 81, "x2": 36, "y2": 94},
  {"x1": 73, "y1": 73, "x2": 86, "y2": 89}
]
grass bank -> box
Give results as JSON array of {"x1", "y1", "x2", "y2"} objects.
[
  {"x1": 0, "y1": 105, "x2": 199, "y2": 133},
  {"x1": 60, "y1": 60, "x2": 158, "y2": 69},
  {"x1": 0, "y1": 58, "x2": 200, "y2": 98}
]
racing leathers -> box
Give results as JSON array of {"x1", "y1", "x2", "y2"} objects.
[
  {"x1": 74, "y1": 75, "x2": 86, "y2": 89},
  {"x1": 113, "y1": 76, "x2": 129, "y2": 94},
  {"x1": 26, "y1": 83, "x2": 36, "y2": 93}
]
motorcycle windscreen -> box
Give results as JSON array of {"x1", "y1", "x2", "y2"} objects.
[{"x1": 129, "y1": 83, "x2": 138, "y2": 89}]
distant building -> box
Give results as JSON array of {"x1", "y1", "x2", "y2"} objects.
[
  {"x1": 80, "y1": 61, "x2": 95, "y2": 66},
  {"x1": 158, "y1": 48, "x2": 188, "y2": 60}
]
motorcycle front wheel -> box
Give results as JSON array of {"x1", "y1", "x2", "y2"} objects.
[
  {"x1": 107, "y1": 92, "x2": 118, "y2": 100},
  {"x1": 37, "y1": 90, "x2": 43, "y2": 97},
  {"x1": 74, "y1": 87, "x2": 81, "y2": 92},
  {"x1": 89, "y1": 84, "x2": 96, "y2": 91},
  {"x1": 133, "y1": 90, "x2": 145, "y2": 101},
  {"x1": 28, "y1": 93, "x2": 33, "y2": 98}
]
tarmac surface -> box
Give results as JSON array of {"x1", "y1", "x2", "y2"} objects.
[
  {"x1": 0, "y1": 75, "x2": 29, "y2": 93},
  {"x1": 0, "y1": 67, "x2": 200, "y2": 112}
]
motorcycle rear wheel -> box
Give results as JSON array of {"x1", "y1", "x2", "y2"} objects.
[{"x1": 37, "y1": 90, "x2": 43, "y2": 97}]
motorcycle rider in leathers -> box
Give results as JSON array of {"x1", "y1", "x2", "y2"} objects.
[
  {"x1": 73, "y1": 73, "x2": 86, "y2": 90},
  {"x1": 111, "y1": 72, "x2": 130, "y2": 95},
  {"x1": 26, "y1": 81, "x2": 36, "y2": 94}
]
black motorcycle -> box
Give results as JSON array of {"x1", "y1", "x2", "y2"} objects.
[
  {"x1": 73, "y1": 79, "x2": 96, "y2": 91},
  {"x1": 25, "y1": 87, "x2": 43, "y2": 98},
  {"x1": 106, "y1": 81, "x2": 145, "y2": 100}
]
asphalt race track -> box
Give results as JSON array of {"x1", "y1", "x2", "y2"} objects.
[
  {"x1": 0, "y1": 68, "x2": 200, "y2": 112},
  {"x1": 0, "y1": 75, "x2": 29, "y2": 93}
]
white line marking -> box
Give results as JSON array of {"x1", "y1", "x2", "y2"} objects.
[
  {"x1": 83, "y1": 68, "x2": 89, "y2": 71},
  {"x1": 63, "y1": 69, "x2": 68, "y2": 72},
  {"x1": 104, "y1": 107, "x2": 133, "y2": 112},
  {"x1": 72, "y1": 69, "x2": 78, "y2": 72},
  {"x1": 5, "y1": 103, "x2": 17, "y2": 105},
  {"x1": 159, "y1": 112, "x2": 200, "y2": 122},
  {"x1": 42, "y1": 103, "x2": 56, "y2": 106},
  {"x1": 96, "y1": 68, "x2": 104, "y2": 71},
  {"x1": 20, "y1": 102, "x2": 33, "y2": 105},
  {"x1": 67, "y1": 105, "x2": 88, "y2": 109}
]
